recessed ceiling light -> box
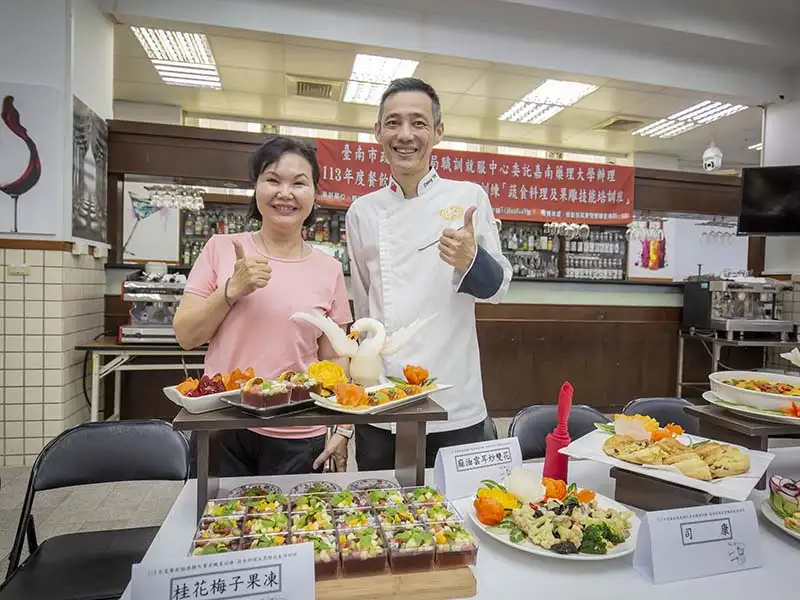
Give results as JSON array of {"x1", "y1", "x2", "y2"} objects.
[
  {"x1": 343, "y1": 54, "x2": 419, "y2": 105},
  {"x1": 632, "y1": 100, "x2": 748, "y2": 139},
  {"x1": 748, "y1": 142, "x2": 763, "y2": 151},
  {"x1": 499, "y1": 79, "x2": 598, "y2": 124},
  {"x1": 131, "y1": 26, "x2": 222, "y2": 89}
]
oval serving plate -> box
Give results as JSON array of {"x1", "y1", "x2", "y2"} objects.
[{"x1": 226, "y1": 482, "x2": 284, "y2": 499}]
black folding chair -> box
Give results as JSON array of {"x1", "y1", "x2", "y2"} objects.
[
  {"x1": 509, "y1": 404, "x2": 609, "y2": 460},
  {"x1": 0, "y1": 420, "x2": 189, "y2": 600},
  {"x1": 483, "y1": 416, "x2": 499, "y2": 440}
]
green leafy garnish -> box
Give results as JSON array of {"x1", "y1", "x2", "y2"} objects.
[
  {"x1": 595, "y1": 422, "x2": 615, "y2": 434},
  {"x1": 480, "y1": 479, "x2": 506, "y2": 491},
  {"x1": 509, "y1": 528, "x2": 527, "y2": 544}
]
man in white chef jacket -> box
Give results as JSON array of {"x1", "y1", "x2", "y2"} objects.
[{"x1": 346, "y1": 77, "x2": 513, "y2": 471}]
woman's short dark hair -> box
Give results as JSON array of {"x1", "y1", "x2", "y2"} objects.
[{"x1": 247, "y1": 136, "x2": 320, "y2": 227}]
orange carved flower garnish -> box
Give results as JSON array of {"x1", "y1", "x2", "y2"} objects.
[
  {"x1": 780, "y1": 401, "x2": 800, "y2": 418},
  {"x1": 403, "y1": 365, "x2": 429, "y2": 386}
]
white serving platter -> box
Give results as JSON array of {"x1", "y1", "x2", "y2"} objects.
[
  {"x1": 760, "y1": 499, "x2": 800, "y2": 544},
  {"x1": 467, "y1": 493, "x2": 639, "y2": 561},
  {"x1": 559, "y1": 429, "x2": 774, "y2": 502},
  {"x1": 709, "y1": 370, "x2": 800, "y2": 412},
  {"x1": 162, "y1": 385, "x2": 239, "y2": 414},
  {"x1": 311, "y1": 383, "x2": 453, "y2": 414},
  {"x1": 703, "y1": 391, "x2": 800, "y2": 426}
]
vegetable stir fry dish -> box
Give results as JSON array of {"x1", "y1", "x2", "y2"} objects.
[{"x1": 722, "y1": 378, "x2": 800, "y2": 396}]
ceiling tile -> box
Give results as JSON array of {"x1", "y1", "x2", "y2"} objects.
[
  {"x1": 544, "y1": 107, "x2": 615, "y2": 130},
  {"x1": 284, "y1": 45, "x2": 353, "y2": 80},
  {"x1": 622, "y1": 93, "x2": 715, "y2": 119},
  {"x1": 282, "y1": 96, "x2": 341, "y2": 123},
  {"x1": 414, "y1": 63, "x2": 484, "y2": 94},
  {"x1": 466, "y1": 72, "x2": 544, "y2": 101},
  {"x1": 573, "y1": 87, "x2": 652, "y2": 114},
  {"x1": 218, "y1": 68, "x2": 285, "y2": 95},
  {"x1": 114, "y1": 57, "x2": 162, "y2": 85},
  {"x1": 210, "y1": 37, "x2": 285, "y2": 71},
  {"x1": 450, "y1": 95, "x2": 512, "y2": 119}
]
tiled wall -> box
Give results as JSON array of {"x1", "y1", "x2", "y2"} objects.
[
  {"x1": 764, "y1": 274, "x2": 800, "y2": 374},
  {"x1": 0, "y1": 248, "x2": 106, "y2": 466}
]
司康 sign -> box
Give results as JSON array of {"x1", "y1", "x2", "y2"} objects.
[{"x1": 315, "y1": 139, "x2": 635, "y2": 225}]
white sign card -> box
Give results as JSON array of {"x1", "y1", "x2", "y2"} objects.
[
  {"x1": 633, "y1": 501, "x2": 762, "y2": 584},
  {"x1": 434, "y1": 437, "x2": 522, "y2": 500},
  {"x1": 130, "y1": 544, "x2": 314, "y2": 600}
]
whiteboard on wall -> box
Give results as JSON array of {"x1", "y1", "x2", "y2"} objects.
[
  {"x1": 670, "y1": 217, "x2": 748, "y2": 280},
  {"x1": 122, "y1": 181, "x2": 180, "y2": 262}
]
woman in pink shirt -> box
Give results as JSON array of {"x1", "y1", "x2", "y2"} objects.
[{"x1": 174, "y1": 136, "x2": 353, "y2": 476}]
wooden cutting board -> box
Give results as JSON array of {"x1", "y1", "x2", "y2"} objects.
[{"x1": 317, "y1": 567, "x2": 476, "y2": 600}]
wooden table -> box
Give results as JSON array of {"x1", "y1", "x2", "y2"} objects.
[
  {"x1": 684, "y1": 403, "x2": 800, "y2": 489},
  {"x1": 173, "y1": 399, "x2": 449, "y2": 520}
]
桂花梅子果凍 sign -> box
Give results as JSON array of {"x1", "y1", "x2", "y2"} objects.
[{"x1": 315, "y1": 139, "x2": 635, "y2": 225}]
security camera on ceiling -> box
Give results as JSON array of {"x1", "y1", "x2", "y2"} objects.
[{"x1": 702, "y1": 142, "x2": 723, "y2": 172}]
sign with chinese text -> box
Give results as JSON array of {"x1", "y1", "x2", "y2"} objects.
[
  {"x1": 130, "y1": 544, "x2": 314, "y2": 600},
  {"x1": 433, "y1": 437, "x2": 522, "y2": 500},
  {"x1": 315, "y1": 139, "x2": 635, "y2": 225},
  {"x1": 633, "y1": 502, "x2": 762, "y2": 584}
]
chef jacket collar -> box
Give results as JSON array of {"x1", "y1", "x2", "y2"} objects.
[{"x1": 388, "y1": 168, "x2": 440, "y2": 199}]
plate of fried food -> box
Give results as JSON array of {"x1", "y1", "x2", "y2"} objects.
[
  {"x1": 311, "y1": 365, "x2": 452, "y2": 414},
  {"x1": 559, "y1": 414, "x2": 775, "y2": 501}
]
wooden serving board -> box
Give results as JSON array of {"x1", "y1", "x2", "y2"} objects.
[{"x1": 316, "y1": 567, "x2": 476, "y2": 600}]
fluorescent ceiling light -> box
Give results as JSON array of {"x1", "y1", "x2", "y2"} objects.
[
  {"x1": 499, "y1": 79, "x2": 598, "y2": 124},
  {"x1": 748, "y1": 142, "x2": 763, "y2": 151},
  {"x1": 131, "y1": 26, "x2": 222, "y2": 89},
  {"x1": 632, "y1": 100, "x2": 748, "y2": 139},
  {"x1": 343, "y1": 54, "x2": 419, "y2": 105}
]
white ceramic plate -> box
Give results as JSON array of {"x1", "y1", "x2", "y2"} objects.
[
  {"x1": 709, "y1": 370, "x2": 800, "y2": 412},
  {"x1": 760, "y1": 499, "x2": 800, "y2": 543},
  {"x1": 162, "y1": 385, "x2": 239, "y2": 414},
  {"x1": 703, "y1": 391, "x2": 800, "y2": 426},
  {"x1": 312, "y1": 383, "x2": 453, "y2": 415},
  {"x1": 467, "y1": 493, "x2": 640, "y2": 561}
]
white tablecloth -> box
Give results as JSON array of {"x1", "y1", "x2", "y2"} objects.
[{"x1": 120, "y1": 449, "x2": 800, "y2": 599}]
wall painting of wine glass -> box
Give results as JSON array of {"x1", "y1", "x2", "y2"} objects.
[
  {"x1": 122, "y1": 181, "x2": 180, "y2": 262},
  {"x1": 0, "y1": 82, "x2": 59, "y2": 236},
  {"x1": 71, "y1": 95, "x2": 108, "y2": 243}
]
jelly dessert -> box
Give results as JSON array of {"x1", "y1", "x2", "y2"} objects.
[
  {"x1": 229, "y1": 483, "x2": 282, "y2": 498},
  {"x1": 329, "y1": 490, "x2": 366, "y2": 510},
  {"x1": 385, "y1": 525, "x2": 435, "y2": 573},
  {"x1": 376, "y1": 504, "x2": 418, "y2": 528},
  {"x1": 203, "y1": 498, "x2": 246, "y2": 518},
  {"x1": 291, "y1": 509, "x2": 334, "y2": 532},
  {"x1": 404, "y1": 486, "x2": 445, "y2": 505},
  {"x1": 415, "y1": 502, "x2": 459, "y2": 524},
  {"x1": 246, "y1": 493, "x2": 289, "y2": 515},
  {"x1": 334, "y1": 508, "x2": 374, "y2": 530},
  {"x1": 243, "y1": 512, "x2": 289, "y2": 535},
  {"x1": 197, "y1": 517, "x2": 242, "y2": 540},
  {"x1": 291, "y1": 493, "x2": 329, "y2": 513},
  {"x1": 241, "y1": 377, "x2": 291, "y2": 408},
  {"x1": 191, "y1": 537, "x2": 241, "y2": 556},
  {"x1": 290, "y1": 531, "x2": 340, "y2": 580},
  {"x1": 428, "y1": 522, "x2": 478, "y2": 568},
  {"x1": 339, "y1": 527, "x2": 387, "y2": 576},
  {"x1": 242, "y1": 533, "x2": 288, "y2": 550},
  {"x1": 279, "y1": 371, "x2": 322, "y2": 402},
  {"x1": 366, "y1": 488, "x2": 405, "y2": 507}
]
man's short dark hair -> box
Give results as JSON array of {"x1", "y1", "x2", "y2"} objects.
[
  {"x1": 378, "y1": 77, "x2": 442, "y2": 126},
  {"x1": 247, "y1": 135, "x2": 319, "y2": 227}
]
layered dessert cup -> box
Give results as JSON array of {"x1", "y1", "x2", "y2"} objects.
[
  {"x1": 278, "y1": 371, "x2": 322, "y2": 402},
  {"x1": 243, "y1": 512, "x2": 290, "y2": 535},
  {"x1": 242, "y1": 533, "x2": 289, "y2": 551},
  {"x1": 338, "y1": 526, "x2": 387, "y2": 576},
  {"x1": 385, "y1": 525, "x2": 436, "y2": 573},
  {"x1": 191, "y1": 537, "x2": 242, "y2": 556},
  {"x1": 427, "y1": 521, "x2": 478, "y2": 568},
  {"x1": 241, "y1": 377, "x2": 291, "y2": 408},
  {"x1": 197, "y1": 517, "x2": 243, "y2": 540},
  {"x1": 290, "y1": 531, "x2": 340, "y2": 580},
  {"x1": 203, "y1": 498, "x2": 246, "y2": 518},
  {"x1": 291, "y1": 509, "x2": 335, "y2": 532},
  {"x1": 334, "y1": 508, "x2": 375, "y2": 530},
  {"x1": 245, "y1": 494, "x2": 289, "y2": 515}
]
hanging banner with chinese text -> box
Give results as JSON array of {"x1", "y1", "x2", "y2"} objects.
[{"x1": 315, "y1": 139, "x2": 635, "y2": 225}]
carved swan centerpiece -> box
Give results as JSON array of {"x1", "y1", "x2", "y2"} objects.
[{"x1": 290, "y1": 312, "x2": 438, "y2": 387}]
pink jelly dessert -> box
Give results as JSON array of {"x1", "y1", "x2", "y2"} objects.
[
  {"x1": 278, "y1": 371, "x2": 322, "y2": 402},
  {"x1": 241, "y1": 377, "x2": 291, "y2": 408}
]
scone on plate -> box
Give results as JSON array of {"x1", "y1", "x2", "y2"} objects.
[
  {"x1": 672, "y1": 454, "x2": 713, "y2": 481},
  {"x1": 603, "y1": 435, "x2": 648, "y2": 458},
  {"x1": 707, "y1": 446, "x2": 751, "y2": 479},
  {"x1": 654, "y1": 437, "x2": 690, "y2": 458},
  {"x1": 618, "y1": 445, "x2": 664, "y2": 465}
]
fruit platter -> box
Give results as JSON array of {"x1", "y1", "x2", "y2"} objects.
[
  {"x1": 163, "y1": 368, "x2": 254, "y2": 414},
  {"x1": 468, "y1": 467, "x2": 639, "y2": 561},
  {"x1": 189, "y1": 482, "x2": 478, "y2": 581},
  {"x1": 560, "y1": 414, "x2": 775, "y2": 501},
  {"x1": 760, "y1": 474, "x2": 800, "y2": 543},
  {"x1": 312, "y1": 364, "x2": 452, "y2": 415},
  {"x1": 709, "y1": 370, "x2": 800, "y2": 418}
]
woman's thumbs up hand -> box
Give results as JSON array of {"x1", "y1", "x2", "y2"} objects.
[{"x1": 227, "y1": 239, "x2": 271, "y2": 302}]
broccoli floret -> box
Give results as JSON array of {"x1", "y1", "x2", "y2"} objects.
[
  {"x1": 602, "y1": 522, "x2": 626, "y2": 545},
  {"x1": 578, "y1": 523, "x2": 609, "y2": 555}
]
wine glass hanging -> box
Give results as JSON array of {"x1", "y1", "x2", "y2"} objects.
[{"x1": 144, "y1": 185, "x2": 205, "y2": 211}]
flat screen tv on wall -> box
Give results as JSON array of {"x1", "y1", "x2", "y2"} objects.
[{"x1": 738, "y1": 165, "x2": 800, "y2": 236}]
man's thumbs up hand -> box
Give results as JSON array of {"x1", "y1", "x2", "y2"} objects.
[
  {"x1": 439, "y1": 205, "x2": 478, "y2": 270},
  {"x1": 226, "y1": 238, "x2": 271, "y2": 304}
]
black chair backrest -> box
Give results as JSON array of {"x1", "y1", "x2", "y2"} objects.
[
  {"x1": 33, "y1": 420, "x2": 189, "y2": 492},
  {"x1": 509, "y1": 404, "x2": 609, "y2": 460},
  {"x1": 483, "y1": 416, "x2": 498, "y2": 441},
  {"x1": 621, "y1": 397, "x2": 699, "y2": 435}
]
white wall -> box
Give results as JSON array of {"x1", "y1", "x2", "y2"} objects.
[
  {"x1": 113, "y1": 100, "x2": 183, "y2": 124},
  {"x1": 72, "y1": 0, "x2": 114, "y2": 120},
  {"x1": 632, "y1": 152, "x2": 680, "y2": 171},
  {"x1": 762, "y1": 100, "x2": 800, "y2": 274}
]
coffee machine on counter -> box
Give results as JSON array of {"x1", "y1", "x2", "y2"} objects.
[
  {"x1": 118, "y1": 263, "x2": 186, "y2": 344},
  {"x1": 682, "y1": 276, "x2": 795, "y2": 340}
]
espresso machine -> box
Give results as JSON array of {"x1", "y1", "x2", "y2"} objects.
[
  {"x1": 118, "y1": 265, "x2": 186, "y2": 344},
  {"x1": 682, "y1": 277, "x2": 795, "y2": 340}
]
